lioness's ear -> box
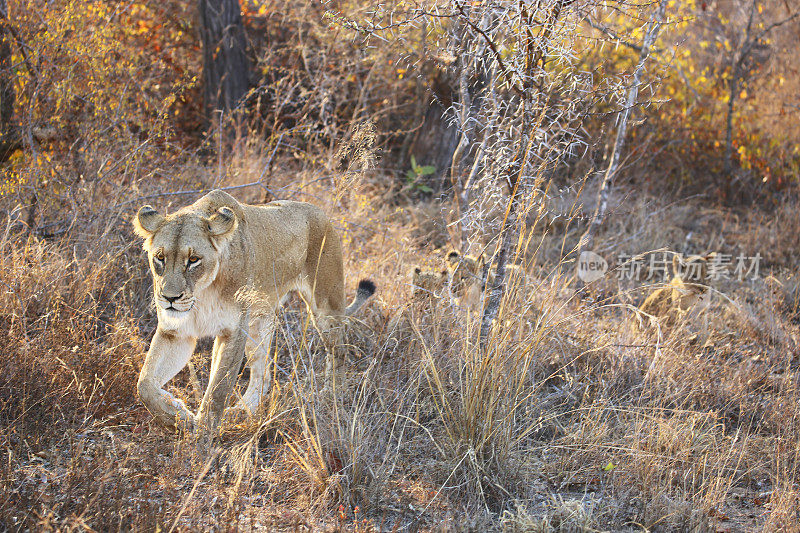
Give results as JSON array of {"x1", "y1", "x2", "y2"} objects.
[
  {"x1": 133, "y1": 205, "x2": 163, "y2": 238},
  {"x1": 206, "y1": 206, "x2": 237, "y2": 237}
]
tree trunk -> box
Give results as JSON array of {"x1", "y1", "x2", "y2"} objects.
[
  {"x1": 479, "y1": 0, "x2": 570, "y2": 346},
  {"x1": 407, "y1": 97, "x2": 458, "y2": 189},
  {"x1": 449, "y1": 13, "x2": 473, "y2": 248},
  {"x1": 0, "y1": 0, "x2": 17, "y2": 161},
  {"x1": 722, "y1": 1, "x2": 799, "y2": 183},
  {"x1": 722, "y1": 68, "x2": 739, "y2": 179},
  {"x1": 198, "y1": 0, "x2": 249, "y2": 123},
  {"x1": 723, "y1": 0, "x2": 756, "y2": 178}
]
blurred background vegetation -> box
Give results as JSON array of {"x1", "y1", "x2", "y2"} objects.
[{"x1": 0, "y1": 0, "x2": 797, "y2": 219}]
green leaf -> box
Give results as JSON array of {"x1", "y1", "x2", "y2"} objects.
[
  {"x1": 410, "y1": 155, "x2": 417, "y2": 169},
  {"x1": 406, "y1": 170, "x2": 416, "y2": 180},
  {"x1": 417, "y1": 185, "x2": 433, "y2": 193},
  {"x1": 602, "y1": 461, "x2": 616, "y2": 471},
  {"x1": 419, "y1": 165, "x2": 436, "y2": 175}
]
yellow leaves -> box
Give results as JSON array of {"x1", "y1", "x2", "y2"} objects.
[
  {"x1": 9, "y1": 0, "x2": 198, "y2": 151},
  {"x1": 136, "y1": 20, "x2": 151, "y2": 35},
  {"x1": 739, "y1": 89, "x2": 747, "y2": 100}
]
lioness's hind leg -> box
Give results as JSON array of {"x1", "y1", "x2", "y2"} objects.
[
  {"x1": 239, "y1": 317, "x2": 276, "y2": 414},
  {"x1": 137, "y1": 331, "x2": 197, "y2": 430},
  {"x1": 296, "y1": 278, "x2": 345, "y2": 393},
  {"x1": 311, "y1": 306, "x2": 346, "y2": 393}
]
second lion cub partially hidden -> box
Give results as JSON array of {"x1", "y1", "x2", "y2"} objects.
[
  {"x1": 445, "y1": 250, "x2": 527, "y2": 308},
  {"x1": 639, "y1": 253, "x2": 713, "y2": 328}
]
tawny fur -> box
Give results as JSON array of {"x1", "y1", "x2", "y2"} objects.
[
  {"x1": 639, "y1": 254, "x2": 711, "y2": 327},
  {"x1": 445, "y1": 250, "x2": 527, "y2": 309},
  {"x1": 411, "y1": 267, "x2": 448, "y2": 300}
]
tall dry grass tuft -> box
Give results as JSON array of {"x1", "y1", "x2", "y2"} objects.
[
  {"x1": 417, "y1": 295, "x2": 548, "y2": 509},
  {"x1": 0, "y1": 229, "x2": 146, "y2": 446}
]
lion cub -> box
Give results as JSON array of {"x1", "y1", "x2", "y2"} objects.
[
  {"x1": 639, "y1": 253, "x2": 712, "y2": 327},
  {"x1": 411, "y1": 267, "x2": 448, "y2": 301},
  {"x1": 445, "y1": 250, "x2": 527, "y2": 309}
]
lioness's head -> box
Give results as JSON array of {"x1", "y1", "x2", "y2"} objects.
[{"x1": 133, "y1": 204, "x2": 237, "y2": 315}]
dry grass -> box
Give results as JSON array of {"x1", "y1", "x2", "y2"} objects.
[
  {"x1": 1, "y1": 143, "x2": 798, "y2": 532},
  {"x1": 2, "y1": 0, "x2": 799, "y2": 530}
]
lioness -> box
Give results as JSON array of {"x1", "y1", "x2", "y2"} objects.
[{"x1": 133, "y1": 190, "x2": 375, "y2": 438}]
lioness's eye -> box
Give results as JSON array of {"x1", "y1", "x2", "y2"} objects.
[
  {"x1": 154, "y1": 250, "x2": 165, "y2": 262},
  {"x1": 187, "y1": 255, "x2": 201, "y2": 265}
]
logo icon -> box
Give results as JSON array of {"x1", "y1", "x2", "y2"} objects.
[{"x1": 577, "y1": 251, "x2": 608, "y2": 283}]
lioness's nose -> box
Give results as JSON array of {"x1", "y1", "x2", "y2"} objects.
[{"x1": 163, "y1": 292, "x2": 184, "y2": 303}]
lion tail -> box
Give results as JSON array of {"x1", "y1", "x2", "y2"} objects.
[{"x1": 344, "y1": 279, "x2": 376, "y2": 316}]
